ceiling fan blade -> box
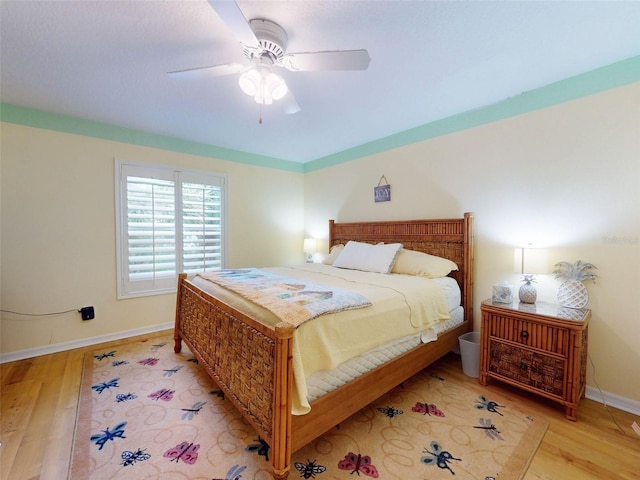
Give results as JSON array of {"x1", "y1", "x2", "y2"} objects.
[
  {"x1": 282, "y1": 90, "x2": 301, "y2": 115},
  {"x1": 281, "y1": 49, "x2": 370, "y2": 72},
  {"x1": 168, "y1": 63, "x2": 245, "y2": 79},
  {"x1": 208, "y1": 0, "x2": 260, "y2": 50}
]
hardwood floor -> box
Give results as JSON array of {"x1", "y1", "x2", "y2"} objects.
[{"x1": 1, "y1": 330, "x2": 638, "y2": 480}]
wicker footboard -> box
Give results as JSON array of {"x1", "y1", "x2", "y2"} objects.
[
  {"x1": 174, "y1": 273, "x2": 468, "y2": 479},
  {"x1": 174, "y1": 273, "x2": 294, "y2": 479}
]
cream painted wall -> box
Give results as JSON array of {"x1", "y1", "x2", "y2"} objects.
[
  {"x1": 0, "y1": 124, "x2": 304, "y2": 353},
  {"x1": 304, "y1": 83, "x2": 640, "y2": 402}
]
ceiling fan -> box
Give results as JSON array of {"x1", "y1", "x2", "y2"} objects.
[{"x1": 168, "y1": 0, "x2": 371, "y2": 114}]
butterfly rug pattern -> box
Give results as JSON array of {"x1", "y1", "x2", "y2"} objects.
[{"x1": 70, "y1": 333, "x2": 548, "y2": 479}]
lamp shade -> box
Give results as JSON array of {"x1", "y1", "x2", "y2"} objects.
[
  {"x1": 303, "y1": 238, "x2": 317, "y2": 254},
  {"x1": 514, "y1": 247, "x2": 548, "y2": 274},
  {"x1": 238, "y1": 68, "x2": 261, "y2": 97}
]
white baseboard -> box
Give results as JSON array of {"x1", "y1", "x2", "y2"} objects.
[
  {"x1": 0, "y1": 322, "x2": 173, "y2": 364},
  {"x1": 585, "y1": 386, "x2": 640, "y2": 416}
]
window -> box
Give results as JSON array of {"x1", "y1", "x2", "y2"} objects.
[{"x1": 115, "y1": 159, "x2": 227, "y2": 298}]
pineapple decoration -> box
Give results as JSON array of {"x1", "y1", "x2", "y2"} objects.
[
  {"x1": 553, "y1": 260, "x2": 597, "y2": 308},
  {"x1": 519, "y1": 274, "x2": 538, "y2": 304}
]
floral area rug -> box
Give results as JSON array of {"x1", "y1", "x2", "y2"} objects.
[{"x1": 70, "y1": 333, "x2": 548, "y2": 479}]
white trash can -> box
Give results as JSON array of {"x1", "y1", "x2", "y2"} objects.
[{"x1": 458, "y1": 331, "x2": 481, "y2": 378}]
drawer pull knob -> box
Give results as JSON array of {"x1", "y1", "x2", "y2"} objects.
[
  {"x1": 520, "y1": 330, "x2": 529, "y2": 339},
  {"x1": 520, "y1": 362, "x2": 529, "y2": 371}
]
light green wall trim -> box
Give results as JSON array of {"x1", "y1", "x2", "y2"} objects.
[
  {"x1": 0, "y1": 103, "x2": 305, "y2": 173},
  {"x1": 304, "y1": 55, "x2": 640, "y2": 173},
  {"x1": 2, "y1": 55, "x2": 639, "y2": 173}
]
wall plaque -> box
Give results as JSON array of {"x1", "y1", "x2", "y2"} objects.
[{"x1": 374, "y1": 175, "x2": 391, "y2": 203}]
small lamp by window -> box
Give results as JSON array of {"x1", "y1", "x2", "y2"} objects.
[
  {"x1": 514, "y1": 246, "x2": 548, "y2": 303},
  {"x1": 303, "y1": 238, "x2": 317, "y2": 263}
]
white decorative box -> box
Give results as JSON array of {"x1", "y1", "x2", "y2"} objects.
[{"x1": 492, "y1": 284, "x2": 514, "y2": 304}]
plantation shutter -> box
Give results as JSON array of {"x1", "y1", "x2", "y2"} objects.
[
  {"x1": 127, "y1": 175, "x2": 176, "y2": 278},
  {"x1": 181, "y1": 172, "x2": 224, "y2": 274},
  {"x1": 116, "y1": 161, "x2": 226, "y2": 298}
]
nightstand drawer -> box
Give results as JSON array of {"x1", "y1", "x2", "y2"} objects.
[
  {"x1": 485, "y1": 314, "x2": 569, "y2": 356},
  {"x1": 488, "y1": 340, "x2": 565, "y2": 398}
]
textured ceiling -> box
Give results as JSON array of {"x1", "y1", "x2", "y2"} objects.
[{"x1": 1, "y1": 1, "x2": 639, "y2": 163}]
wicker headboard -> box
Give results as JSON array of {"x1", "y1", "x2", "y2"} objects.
[{"x1": 328, "y1": 212, "x2": 474, "y2": 324}]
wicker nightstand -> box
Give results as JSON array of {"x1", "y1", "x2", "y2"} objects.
[{"x1": 479, "y1": 299, "x2": 590, "y2": 420}]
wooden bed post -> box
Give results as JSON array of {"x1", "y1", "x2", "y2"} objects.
[
  {"x1": 462, "y1": 212, "x2": 474, "y2": 330},
  {"x1": 272, "y1": 322, "x2": 294, "y2": 480},
  {"x1": 174, "y1": 273, "x2": 187, "y2": 353},
  {"x1": 328, "y1": 219, "x2": 336, "y2": 247}
]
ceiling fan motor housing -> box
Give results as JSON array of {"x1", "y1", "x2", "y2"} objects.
[{"x1": 243, "y1": 19, "x2": 288, "y2": 64}]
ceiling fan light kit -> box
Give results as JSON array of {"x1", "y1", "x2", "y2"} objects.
[
  {"x1": 238, "y1": 19, "x2": 288, "y2": 105},
  {"x1": 238, "y1": 65, "x2": 287, "y2": 105}
]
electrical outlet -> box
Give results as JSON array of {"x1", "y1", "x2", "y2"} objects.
[{"x1": 80, "y1": 306, "x2": 95, "y2": 320}]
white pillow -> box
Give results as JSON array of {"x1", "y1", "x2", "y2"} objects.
[
  {"x1": 332, "y1": 241, "x2": 403, "y2": 274},
  {"x1": 391, "y1": 248, "x2": 458, "y2": 278},
  {"x1": 322, "y1": 244, "x2": 344, "y2": 265}
]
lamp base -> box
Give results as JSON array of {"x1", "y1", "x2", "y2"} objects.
[{"x1": 519, "y1": 283, "x2": 537, "y2": 304}]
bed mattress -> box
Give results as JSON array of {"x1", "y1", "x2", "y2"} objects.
[{"x1": 305, "y1": 306, "x2": 464, "y2": 403}]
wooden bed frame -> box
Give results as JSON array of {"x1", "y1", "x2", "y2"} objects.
[{"x1": 174, "y1": 212, "x2": 474, "y2": 479}]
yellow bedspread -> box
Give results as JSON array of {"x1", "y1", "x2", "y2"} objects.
[
  {"x1": 196, "y1": 268, "x2": 372, "y2": 327},
  {"x1": 192, "y1": 264, "x2": 451, "y2": 414}
]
